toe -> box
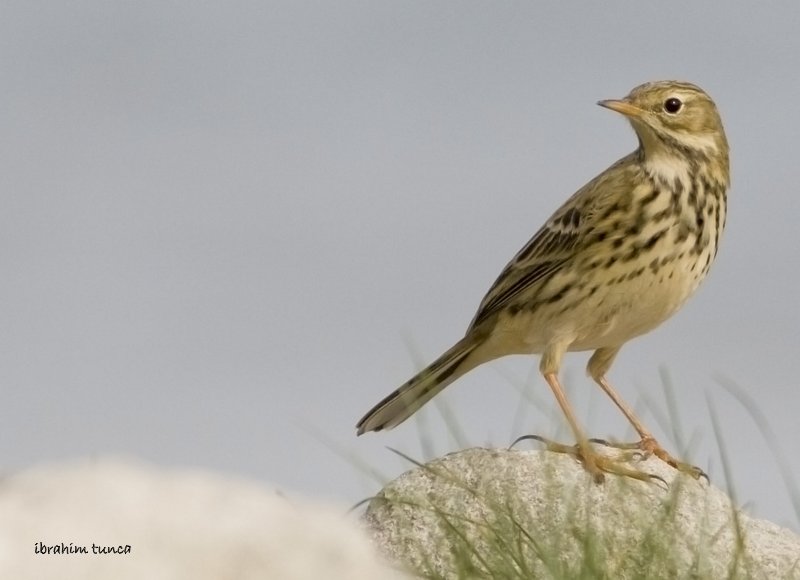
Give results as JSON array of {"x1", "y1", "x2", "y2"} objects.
[{"x1": 648, "y1": 443, "x2": 708, "y2": 482}]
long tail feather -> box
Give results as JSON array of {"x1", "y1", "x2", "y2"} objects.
[{"x1": 356, "y1": 336, "x2": 483, "y2": 434}]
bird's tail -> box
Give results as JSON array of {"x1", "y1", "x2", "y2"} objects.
[{"x1": 356, "y1": 335, "x2": 484, "y2": 435}]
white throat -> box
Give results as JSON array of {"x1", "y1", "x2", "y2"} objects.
[{"x1": 643, "y1": 152, "x2": 692, "y2": 187}]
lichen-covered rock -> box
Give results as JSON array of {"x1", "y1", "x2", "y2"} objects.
[{"x1": 365, "y1": 447, "x2": 800, "y2": 579}]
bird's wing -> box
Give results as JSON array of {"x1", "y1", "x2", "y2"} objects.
[
  {"x1": 468, "y1": 204, "x2": 583, "y2": 328},
  {"x1": 468, "y1": 155, "x2": 635, "y2": 329}
]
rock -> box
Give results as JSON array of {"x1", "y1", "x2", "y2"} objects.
[
  {"x1": 0, "y1": 458, "x2": 406, "y2": 580},
  {"x1": 364, "y1": 447, "x2": 800, "y2": 579}
]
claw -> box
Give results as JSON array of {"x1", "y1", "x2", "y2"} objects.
[
  {"x1": 652, "y1": 449, "x2": 709, "y2": 482},
  {"x1": 508, "y1": 434, "x2": 550, "y2": 450}
]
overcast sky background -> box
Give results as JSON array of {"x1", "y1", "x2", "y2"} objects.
[{"x1": 1, "y1": 2, "x2": 798, "y2": 531}]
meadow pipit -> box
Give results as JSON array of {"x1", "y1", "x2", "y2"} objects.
[{"x1": 356, "y1": 81, "x2": 730, "y2": 483}]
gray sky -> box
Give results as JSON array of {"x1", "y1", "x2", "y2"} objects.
[{"x1": 2, "y1": 1, "x2": 799, "y2": 530}]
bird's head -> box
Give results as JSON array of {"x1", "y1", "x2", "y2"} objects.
[{"x1": 598, "y1": 81, "x2": 729, "y2": 178}]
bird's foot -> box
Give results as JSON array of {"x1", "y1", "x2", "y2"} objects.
[
  {"x1": 510, "y1": 434, "x2": 666, "y2": 487},
  {"x1": 590, "y1": 436, "x2": 708, "y2": 482}
]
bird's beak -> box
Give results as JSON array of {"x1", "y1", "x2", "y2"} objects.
[{"x1": 597, "y1": 99, "x2": 643, "y2": 118}]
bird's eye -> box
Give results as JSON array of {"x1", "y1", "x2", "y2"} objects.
[{"x1": 663, "y1": 97, "x2": 683, "y2": 114}]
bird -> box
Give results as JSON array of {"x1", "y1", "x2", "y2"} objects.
[{"x1": 356, "y1": 80, "x2": 730, "y2": 483}]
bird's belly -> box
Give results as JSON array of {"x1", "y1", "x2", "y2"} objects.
[
  {"x1": 487, "y1": 237, "x2": 716, "y2": 356},
  {"x1": 568, "y1": 251, "x2": 710, "y2": 350}
]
